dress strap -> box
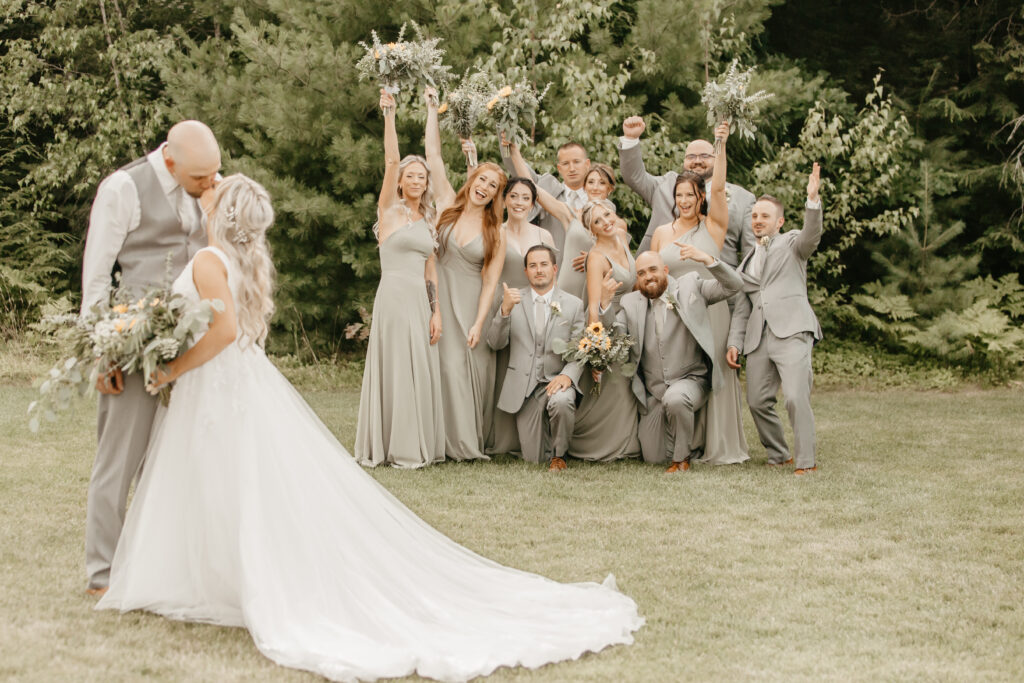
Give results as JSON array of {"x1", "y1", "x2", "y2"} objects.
[{"x1": 199, "y1": 245, "x2": 232, "y2": 272}]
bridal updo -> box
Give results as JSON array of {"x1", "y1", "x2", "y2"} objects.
[{"x1": 207, "y1": 174, "x2": 277, "y2": 347}]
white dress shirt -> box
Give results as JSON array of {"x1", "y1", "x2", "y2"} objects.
[
  {"x1": 563, "y1": 186, "x2": 588, "y2": 211},
  {"x1": 80, "y1": 144, "x2": 200, "y2": 313}
]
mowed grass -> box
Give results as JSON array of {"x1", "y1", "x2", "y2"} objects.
[{"x1": 2, "y1": 369, "x2": 1023, "y2": 681}]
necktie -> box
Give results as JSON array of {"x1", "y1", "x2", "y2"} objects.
[
  {"x1": 653, "y1": 298, "x2": 665, "y2": 340},
  {"x1": 750, "y1": 243, "x2": 767, "y2": 281},
  {"x1": 534, "y1": 298, "x2": 546, "y2": 341}
]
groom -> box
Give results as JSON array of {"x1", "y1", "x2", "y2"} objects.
[
  {"x1": 601, "y1": 250, "x2": 741, "y2": 471},
  {"x1": 80, "y1": 120, "x2": 221, "y2": 595},
  {"x1": 487, "y1": 245, "x2": 585, "y2": 470}
]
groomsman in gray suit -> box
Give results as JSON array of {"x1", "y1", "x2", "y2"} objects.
[
  {"x1": 500, "y1": 141, "x2": 591, "y2": 253},
  {"x1": 80, "y1": 120, "x2": 220, "y2": 594},
  {"x1": 487, "y1": 245, "x2": 585, "y2": 471},
  {"x1": 617, "y1": 116, "x2": 756, "y2": 263},
  {"x1": 601, "y1": 249, "x2": 742, "y2": 471},
  {"x1": 727, "y1": 164, "x2": 823, "y2": 475}
]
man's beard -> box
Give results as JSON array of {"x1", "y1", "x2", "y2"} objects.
[{"x1": 640, "y1": 276, "x2": 668, "y2": 300}]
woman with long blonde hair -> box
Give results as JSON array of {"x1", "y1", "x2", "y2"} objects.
[
  {"x1": 97, "y1": 172, "x2": 642, "y2": 681},
  {"x1": 354, "y1": 88, "x2": 445, "y2": 468},
  {"x1": 425, "y1": 86, "x2": 508, "y2": 461}
]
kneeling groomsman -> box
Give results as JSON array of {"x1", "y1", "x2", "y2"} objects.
[
  {"x1": 726, "y1": 164, "x2": 823, "y2": 475},
  {"x1": 601, "y1": 250, "x2": 742, "y2": 472},
  {"x1": 487, "y1": 245, "x2": 585, "y2": 471}
]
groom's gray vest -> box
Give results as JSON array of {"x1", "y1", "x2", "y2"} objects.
[{"x1": 115, "y1": 156, "x2": 205, "y2": 291}]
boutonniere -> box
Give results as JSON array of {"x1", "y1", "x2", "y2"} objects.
[
  {"x1": 664, "y1": 293, "x2": 679, "y2": 311},
  {"x1": 758, "y1": 235, "x2": 773, "y2": 248},
  {"x1": 550, "y1": 301, "x2": 562, "y2": 316},
  {"x1": 725, "y1": 187, "x2": 732, "y2": 203}
]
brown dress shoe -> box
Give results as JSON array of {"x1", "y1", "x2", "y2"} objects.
[
  {"x1": 766, "y1": 458, "x2": 794, "y2": 467},
  {"x1": 548, "y1": 456, "x2": 567, "y2": 471},
  {"x1": 794, "y1": 466, "x2": 817, "y2": 476},
  {"x1": 85, "y1": 586, "x2": 108, "y2": 597},
  {"x1": 665, "y1": 460, "x2": 690, "y2": 473}
]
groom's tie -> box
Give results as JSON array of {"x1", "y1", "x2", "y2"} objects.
[{"x1": 534, "y1": 298, "x2": 546, "y2": 342}]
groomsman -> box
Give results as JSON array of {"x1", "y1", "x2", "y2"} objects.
[
  {"x1": 80, "y1": 120, "x2": 221, "y2": 594},
  {"x1": 487, "y1": 245, "x2": 585, "y2": 470},
  {"x1": 500, "y1": 141, "x2": 591, "y2": 253},
  {"x1": 601, "y1": 250, "x2": 742, "y2": 471},
  {"x1": 726, "y1": 164, "x2": 823, "y2": 475},
  {"x1": 618, "y1": 116, "x2": 756, "y2": 264}
]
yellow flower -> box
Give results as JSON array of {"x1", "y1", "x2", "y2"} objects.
[
  {"x1": 603, "y1": 338, "x2": 612, "y2": 351},
  {"x1": 374, "y1": 49, "x2": 381, "y2": 59},
  {"x1": 386, "y1": 42, "x2": 396, "y2": 49},
  {"x1": 128, "y1": 318, "x2": 139, "y2": 330},
  {"x1": 150, "y1": 298, "x2": 161, "y2": 307},
  {"x1": 134, "y1": 299, "x2": 145, "y2": 309},
  {"x1": 486, "y1": 97, "x2": 499, "y2": 111},
  {"x1": 578, "y1": 338, "x2": 592, "y2": 352},
  {"x1": 587, "y1": 321, "x2": 604, "y2": 335},
  {"x1": 437, "y1": 102, "x2": 449, "y2": 114},
  {"x1": 112, "y1": 304, "x2": 129, "y2": 314},
  {"x1": 498, "y1": 86, "x2": 513, "y2": 98},
  {"x1": 114, "y1": 320, "x2": 126, "y2": 333}
]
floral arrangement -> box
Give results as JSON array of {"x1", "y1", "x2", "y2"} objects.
[
  {"x1": 701, "y1": 60, "x2": 774, "y2": 150},
  {"x1": 553, "y1": 321, "x2": 636, "y2": 394},
  {"x1": 438, "y1": 71, "x2": 491, "y2": 140},
  {"x1": 355, "y1": 22, "x2": 453, "y2": 99},
  {"x1": 486, "y1": 80, "x2": 552, "y2": 147},
  {"x1": 28, "y1": 282, "x2": 222, "y2": 432}
]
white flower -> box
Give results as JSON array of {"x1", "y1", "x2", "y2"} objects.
[{"x1": 550, "y1": 301, "x2": 562, "y2": 316}]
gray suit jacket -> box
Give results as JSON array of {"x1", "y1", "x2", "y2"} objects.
[
  {"x1": 499, "y1": 148, "x2": 568, "y2": 253},
  {"x1": 617, "y1": 140, "x2": 755, "y2": 265},
  {"x1": 728, "y1": 206, "x2": 824, "y2": 354},
  {"x1": 487, "y1": 287, "x2": 585, "y2": 414},
  {"x1": 603, "y1": 264, "x2": 742, "y2": 413}
]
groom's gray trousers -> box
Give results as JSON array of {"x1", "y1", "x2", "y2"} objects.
[{"x1": 86, "y1": 373, "x2": 160, "y2": 588}]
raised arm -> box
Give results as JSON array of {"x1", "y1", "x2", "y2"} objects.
[
  {"x1": 617, "y1": 116, "x2": 664, "y2": 205},
  {"x1": 467, "y1": 230, "x2": 507, "y2": 348},
  {"x1": 378, "y1": 90, "x2": 401, "y2": 216},
  {"x1": 705, "y1": 121, "x2": 729, "y2": 250},
  {"x1": 507, "y1": 141, "x2": 574, "y2": 229},
  {"x1": 793, "y1": 163, "x2": 823, "y2": 260},
  {"x1": 424, "y1": 86, "x2": 455, "y2": 212}
]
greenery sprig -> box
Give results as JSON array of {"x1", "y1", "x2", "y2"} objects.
[
  {"x1": 486, "y1": 80, "x2": 552, "y2": 147},
  {"x1": 439, "y1": 71, "x2": 491, "y2": 140},
  {"x1": 355, "y1": 22, "x2": 453, "y2": 98},
  {"x1": 701, "y1": 60, "x2": 774, "y2": 146}
]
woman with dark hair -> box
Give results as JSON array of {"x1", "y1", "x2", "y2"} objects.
[
  {"x1": 649, "y1": 122, "x2": 749, "y2": 466},
  {"x1": 486, "y1": 175, "x2": 554, "y2": 456},
  {"x1": 355, "y1": 89, "x2": 445, "y2": 468},
  {"x1": 425, "y1": 87, "x2": 508, "y2": 461}
]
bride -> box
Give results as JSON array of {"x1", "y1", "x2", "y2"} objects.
[{"x1": 95, "y1": 174, "x2": 643, "y2": 682}]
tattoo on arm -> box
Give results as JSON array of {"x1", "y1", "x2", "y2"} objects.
[{"x1": 426, "y1": 281, "x2": 438, "y2": 313}]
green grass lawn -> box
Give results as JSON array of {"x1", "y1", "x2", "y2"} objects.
[{"x1": 2, "y1": 359, "x2": 1023, "y2": 681}]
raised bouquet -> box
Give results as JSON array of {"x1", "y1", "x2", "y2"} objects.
[
  {"x1": 355, "y1": 22, "x2": 453, "y2": 101},
  {"x1": 553, "y1": 321, "x2": 636, "y2": 395},
  {"x1": 438, "y1": 71, "x2": 491, "y2": 165},
  {"x1": 486, "y1": 80, "x2": 552, "y2": 147},
  {"x1": 28, "y1": 283, "x2": 223, "y2": 432},
  {"x1": 701, "y1": 60, "x2": 774, "y2": 151}
]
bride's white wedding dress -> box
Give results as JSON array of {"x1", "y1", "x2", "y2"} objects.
[{"x1": 96, "y1": 247, "x2": 643, "y2": 682}]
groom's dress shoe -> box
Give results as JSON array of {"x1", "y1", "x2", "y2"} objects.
[
  {"x1": 766, "y1": 458, "x2": 794, "y2": 467},
  {"x1": 548, "y1": 457, "x2": 567, "y2": 471},
  {"x1": 85, "y1": 586, "x2": 108, "y2": 597},
  {"x1": 665, "y1": 461, "x2": 690, "y2": 474},
  {"x1": 794, "y1": 466, "x2": 817, "y2": 476}
]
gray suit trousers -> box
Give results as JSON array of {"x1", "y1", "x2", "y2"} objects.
[
  {"x1": 513, "y1": 384, "x2": 576, "y2": 464},
  {"x1": 745, "y1": 328, "x2": 816, "y2": 468},
  {"x1": 85, "y1": 372, "x2": 160, "y2": 588},
  {"x1": 638, "y1": 378, "x2": 708, "y2": 464}
]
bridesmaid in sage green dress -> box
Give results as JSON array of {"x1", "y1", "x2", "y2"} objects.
[
  {"x1": 486, "y1": 175, "x2": 554, "y2": 456},
  {"x1": 569, "y1": 200, "x2": 641, "y2": 462},
  {"x1": 355, "y1": 89, "x2": 444, "y2": 468},
  {"x1": 647, "y1": 124, "x2": 749, "y2": 465},
  {"x1": 424, "y1": 87, "x2": 508, "y2": 461}
]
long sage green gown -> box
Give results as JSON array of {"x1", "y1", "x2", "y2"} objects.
[
  {"x1": 659, "y1": 221, "x2": 749, "y2": 465},
  {"x1": 569, "y1": 244, "x2": 641, "y2": 461},
  {"x1": 355, "y1": 219, "x2": 445, "y2": 468},
  {"x1": 556, "y1": 218, "x2": 594, "y2": 301},
  {"x1": 437, "y1": 230, "x2": 495, "y2": 461}
]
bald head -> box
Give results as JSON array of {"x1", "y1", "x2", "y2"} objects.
[
  {"x1": 683, "y1": 139, "x2": 715, "y2": 181},
  {"x1": 635, "y1": 250, "x2": 670, "y2": 299},
  {"x1": 164, "y1": 120, "x2": 221, "y2": 198}
]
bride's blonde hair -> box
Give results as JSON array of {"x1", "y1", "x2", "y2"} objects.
[{"x1": 207, "y1": 174, "x2": 276, "y2": 347}]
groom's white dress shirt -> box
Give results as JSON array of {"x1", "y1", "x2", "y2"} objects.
[{"x1": 81, "y1": 144, "x2": 202, "y2": 313}]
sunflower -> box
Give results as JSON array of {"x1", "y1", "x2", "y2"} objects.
[
  {"x1": 603, "y1": 338, "x2": 612, "y2": 351},
  {"x1": 577, "y1": 338, "x2": 592, "y2": 352},
  {"x1": 437, "y1": 102, "x2": 449, "y2": 114},
  {"x1": 112, "y1": 304, "x2": 129, "y2": 314},
  {"x1": 587, "y1": 321, "x2": 604, "y2": 335},
  {"x1": 486, "y1": 97, "x2": 500, "y2": 111},
  {"x1": 498, "y1": 86, "x2": 513, "y2": 97}
]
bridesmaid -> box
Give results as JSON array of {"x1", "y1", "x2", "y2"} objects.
[
  {"x1": 505, "y1": 141, "x2": 590, "y2": 300},
  {"x1": 485, "y1": 174, "x2": 554, "y2": 456},
  {"x1": 425, "y1": 87, "x2": 508, "y2": 461},
  {"x1": 584, "y1": 163, "x2": 616, "y2": 205},
  {"x1": 355, "y1": 89, "x2": 444, "y2": 468},
  {"x1": 649, "y1": 122, "x2": 749, "y2": 465},
  {"x1": 569, "y1": 200, "x2": 641, "y2": 462}
]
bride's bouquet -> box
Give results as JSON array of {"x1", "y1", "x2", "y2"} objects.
[
  {"x1": 553, "y1": 321, "x2": 636, "y2": 395},
  {"x1": 28, "y1": 281, "x2": 222, "y2": 432},
  {"x1": 701, "y1": 60, "x2": 774, "y2": 151},
  {"x1": 355, "y1": 22, "x2": 453, "y2": 100},
  {"x1": 485, "y1": 80, "x2": 552, "y2": 147}
]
